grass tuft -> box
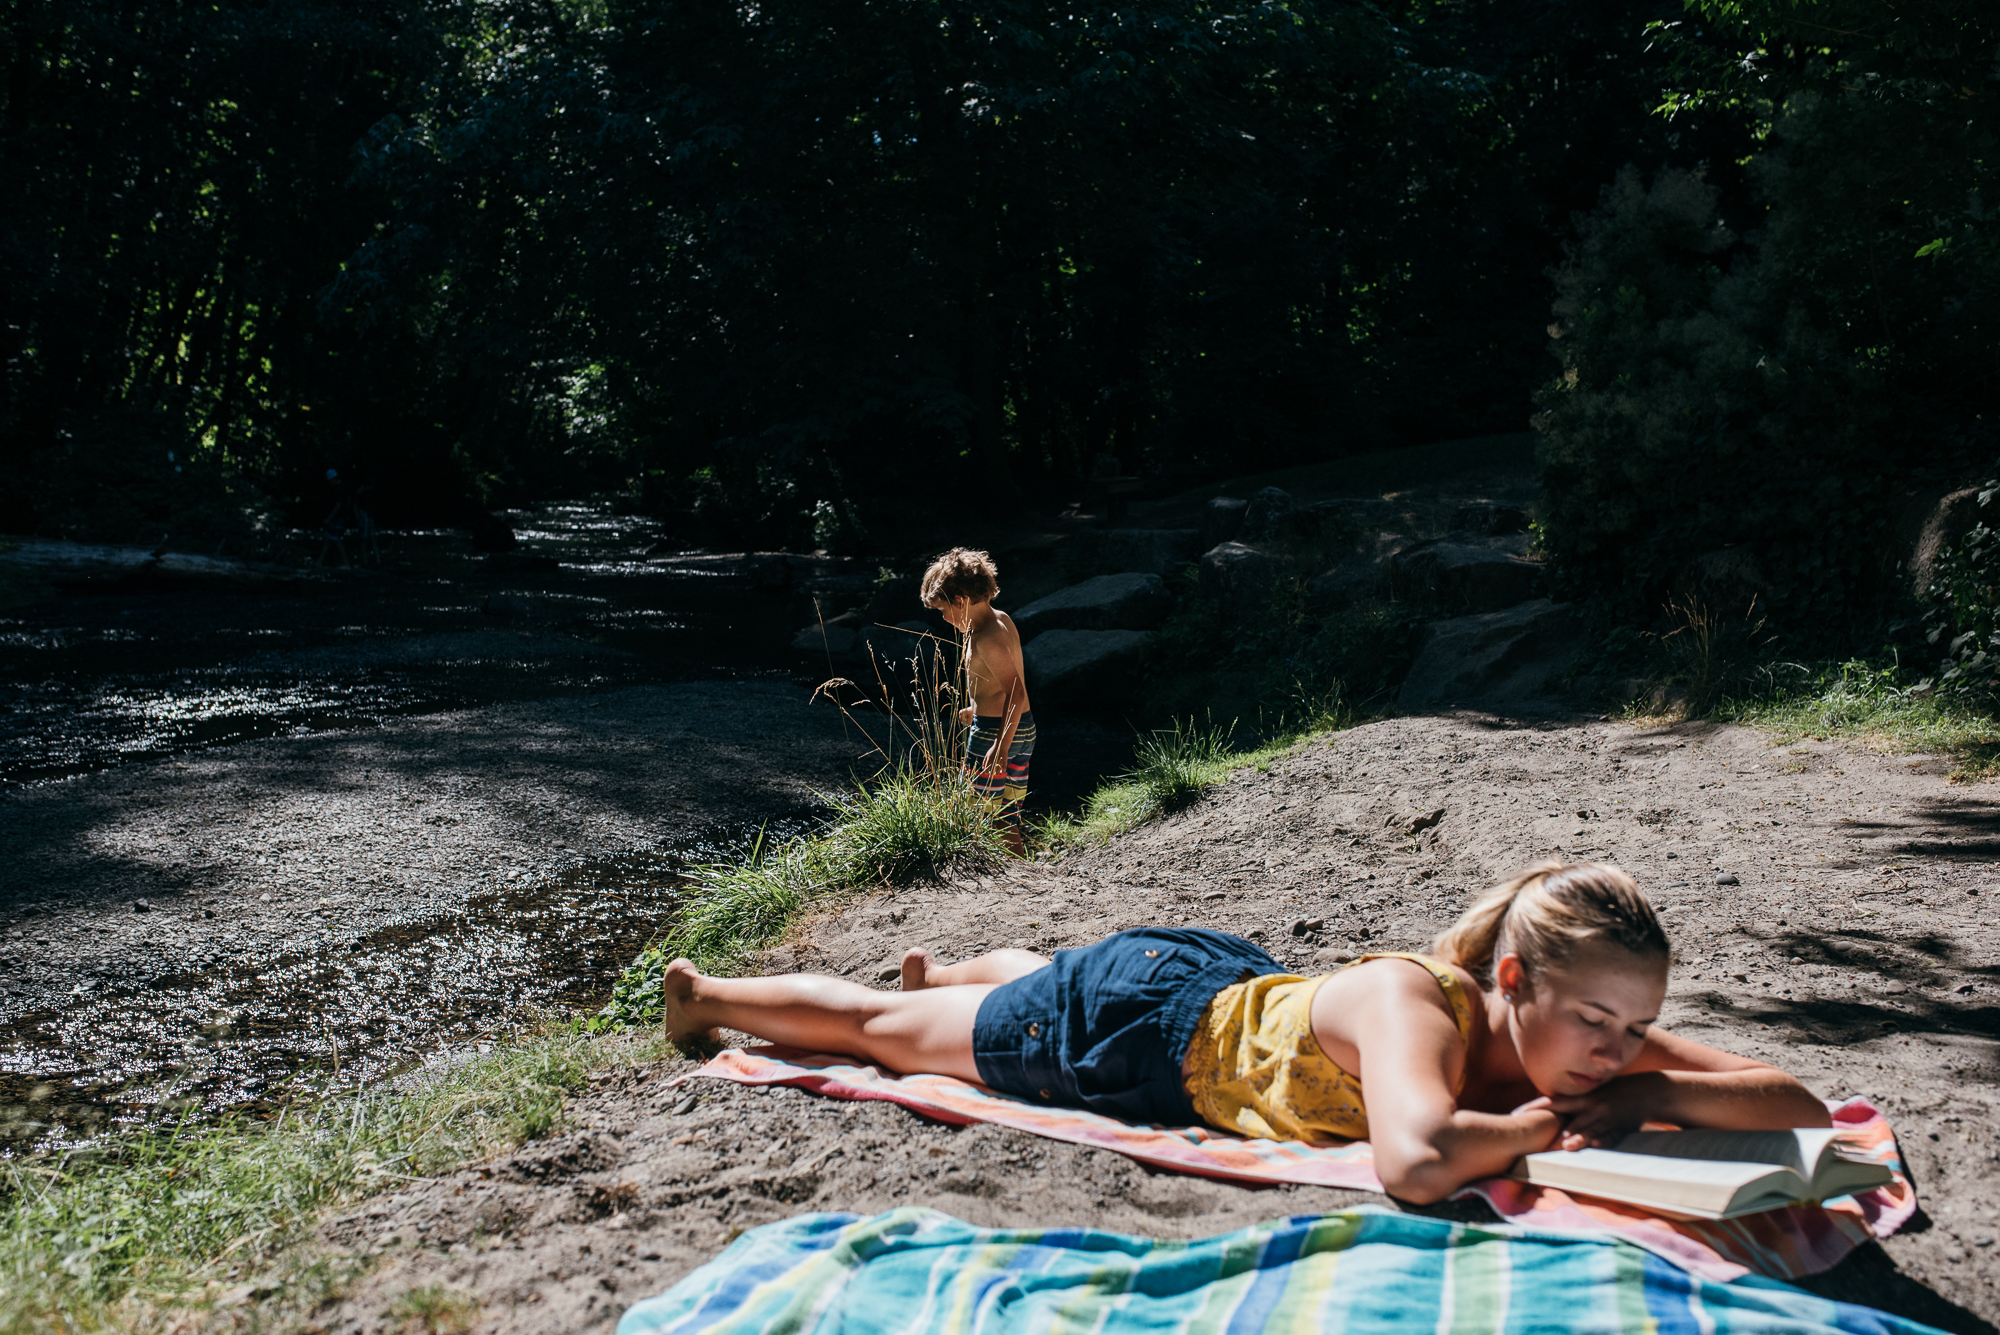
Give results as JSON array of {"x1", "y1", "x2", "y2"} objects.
[
  {"x1": 1706, "y1": 658, "x2": 2000, "y2": 781},
  {"x1": 1047, "y1": 708, "x2": 1352, "y2": 847},
  {"x1": 599, "y1": 763, "x2": 1006, "y2": 1013},
  {"x1": 389, "y1": 1280, "x2": 479, "y2": 1333},
  {"x1": 0, "y1": 1021, "x2": 660, "y2": 1335}
]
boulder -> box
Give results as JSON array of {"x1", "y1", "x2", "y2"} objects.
[
  {"x1": 1202, "y1": 497, "x2": 1249, "y2": 548},
  {"x1": 1199, "y1": 542, "x2": 1277, "y2": 604},
  {"x1": 1907, "y1": 485, "x2": 1990, "y2": 598},
  {"x1": 1308, "y1": 533, "x2": 1412, "y2": 605},
  {"x1": 1273, "y1": 498, "x2": 1396, "y2": 544},
  {"x1": 1390, "y1": 540, "x2": 1542, "y2": 612},
  {"x1": 1450, "y1": 501, "x2": 1530, "y2": 536},
  {"x1": 1023, "y1": 629, "x2": 1151, "y2": 703},
  {"x1": 792, "y1": 623, "x2": 859, "y2": 656},
  {"x1": 1013, "y1": 572, "x2": 1170, "y2": 640},
  {"x1": 1399, "y1": 599, "x2": 1580, "y2": 709},
  {"x1": 1069, "y1": 528, "x2": 1203, "y2": 577},
  {"x1": 1242, "y1": 487, "x2": 1295, "y2": 541},
  {"x1": 0, "y1": 541, "x2": 315, "y2": 591}
]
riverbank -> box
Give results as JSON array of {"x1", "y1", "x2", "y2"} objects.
[{"x1": 296, "y1": 710, "x2": 1999, "y2": 1334}]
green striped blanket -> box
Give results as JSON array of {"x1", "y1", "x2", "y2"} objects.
[{"x1": 618, "y1": 1207, "x2": 1938, "y2": 1335}]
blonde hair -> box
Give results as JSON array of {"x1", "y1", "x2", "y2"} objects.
[
  {"x1": 921, "y1": 547, "x2": 1000, "y2": 607},
  {"x1": 1433, "y1": 862, "x2": 1668, "y2": 985}
]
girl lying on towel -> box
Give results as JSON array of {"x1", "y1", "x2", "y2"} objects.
[{"x1": 659, "y1": 861, "x2": 1830, "y2": 1202}]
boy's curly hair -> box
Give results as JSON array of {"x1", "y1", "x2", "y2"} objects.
[{"x1": 921, "y1": 547, "x2": 1000, "y2": 607}]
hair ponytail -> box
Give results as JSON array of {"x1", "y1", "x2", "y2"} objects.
[{"x1": 1433, "y1": 861, "x2": 1669, "y2": 985}]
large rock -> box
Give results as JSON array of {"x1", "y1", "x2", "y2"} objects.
[
  {"x1": 1068, "y1": 528, "x2": 1203, "y2": 578},
  {"x1": 1308, "y1": 532, "x2": 1412, "y2": 606},
  {"x1": 1271, "y1": 498, "x2": 1397, "y2": 545},
  {"x1": 1906, "y1": 485, "x2": 1990, "y2": 600},
  {"x1": 1013, "y1": 573, "x2": 1170, "y2": 640},
  {"x1": 1202, "y1": 497, "x2": 1249, "y2": 548},
  {"x1": 1199, "y1": 542, "x2": 1277, "y2": 604},
  {"x1": 1399, "y1": 599, "x2": 1580, "y2": 709},
  {"x1": 1449, "y1": 501, "x2": 1530, "y2": 536},
  {"x1": 1023, "y1": 629, "x2": 1151, "y2": 703},
  {"x1": 1390, "y1": 540, "x2": 1542, "y2": 612},
  {"x1": 792, "y1": 622, "x2": 860, "y2": 656},
  {"x1": 1242, "y1": 487, "x2": 1295, "y2": 541}
]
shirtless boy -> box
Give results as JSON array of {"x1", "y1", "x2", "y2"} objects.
[{"x1": 921, "y1": 548, "x2": 1034, "y2": 856}]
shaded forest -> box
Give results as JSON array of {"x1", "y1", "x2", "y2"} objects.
[{"x1": 3, "y1": 0, "x2": 1995, "y2": 633}]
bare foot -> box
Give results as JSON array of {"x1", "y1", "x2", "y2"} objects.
[
  {"x1": 660, "y1": 958, "x2": 719, "y2": 1047},
  {"x1": 900, "y1": 947, "x2": 939, "y2": 991}
]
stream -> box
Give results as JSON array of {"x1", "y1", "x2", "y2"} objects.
[{"x1": 0, "y1": 506, "x2": 866, "y2": 1152}]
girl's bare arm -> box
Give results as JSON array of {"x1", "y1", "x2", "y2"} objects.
[
  {"x1": 1345, "y1": 965, "x2": 1562, "y2": 1203},
  {"x1": 1544, "y1": 1028, "x2": 1830, "y2": 1146}
]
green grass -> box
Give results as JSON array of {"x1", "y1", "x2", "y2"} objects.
[
  {"x1": 1046, "y1": 708, "x2": 1353, "y2": 847},
  {"x1": 598, "y1": 762, "x2": 1006, "y2": 1023},
  {"x1": 0, "y1": 1020, "x2": 664, "y2": 1335},
  {"x1": 1705, "y1": 659, "x2": 2000, "y2": 781}
]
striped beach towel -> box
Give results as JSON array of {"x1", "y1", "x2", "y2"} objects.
[
  {"x1": 616, "y1": 1207, "x2": 1942, "y2": 1335},
  {"x1": 685, "y1": 1047, "x2": 1914, "y2": 1283}
]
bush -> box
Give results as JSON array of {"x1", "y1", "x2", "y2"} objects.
[{"x1": 1538, "y1": 1, "x2": 2000, "y2": 639}]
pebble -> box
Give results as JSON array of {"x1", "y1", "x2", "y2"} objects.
[{"x1": 1715, "y1": 873, "x2": 1740, "y2": 885}]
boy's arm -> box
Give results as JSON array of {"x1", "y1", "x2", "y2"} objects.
[
  {"x1": 989, "y1": 637, "x2": 1029, "y2": 771},
  {"x1": 968, "y1": 630, "x2": 1028, "y2": 776}
]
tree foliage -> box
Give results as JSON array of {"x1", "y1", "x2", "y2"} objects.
[
  {"x1": 1535, "y1": 0, "x2": 2000, "y2": 635},
  {"x1": 5, "y1": 0, "x2": 1758, "y2": 543},
  {"x1": 0, "y1": 1, "x2": 452, "y2": 539}
]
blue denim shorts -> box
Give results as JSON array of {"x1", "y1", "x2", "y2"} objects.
[{"x1": 971, "y1": 929, "x2": 1282, "y2": 1126}]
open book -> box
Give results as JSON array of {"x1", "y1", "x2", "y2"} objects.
[{"x1": 1510, "y1": 1128, "x2": 1893, "y2": 1220}]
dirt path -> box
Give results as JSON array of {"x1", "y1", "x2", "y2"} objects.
[{"x1": 321, "y1": 712, "x2": 1996, "y2": 1332}]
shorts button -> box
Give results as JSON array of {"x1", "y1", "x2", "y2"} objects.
[
  {"x1": 1040, "y1": 1089, "x2": 1052, "y2": 1099},
  {"x1": 1144, "y1": 949, "x2": 1159, "y2": 958},
  {"x1": 1026, "y1": 1022, "x2": 1041, "y2": 1038}
]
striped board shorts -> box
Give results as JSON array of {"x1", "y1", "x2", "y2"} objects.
[{"x1": 965, "y1": 710, "x2": 1035, "y2": 826}]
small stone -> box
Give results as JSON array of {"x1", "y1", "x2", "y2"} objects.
[
  {"x1": 876, "y1": 964, "x2": 901, "y2": 982},
  {"x1": 1201, "y1": 891, "x2": 1227, "y2": 901},
  {"x1": 132, "y1": 899, "x2": 150, "y2": 913},
  {"x1": 1288, "y1": 918, "x2": 1325, "y2": 937},
  {"x1": 1716, "y1": 873, "x2": 1740, "y2": 885}
]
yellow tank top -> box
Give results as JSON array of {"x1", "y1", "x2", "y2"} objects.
[{"x1": 1180, "y1": 952, "x2": 1473, "y2": 1143}]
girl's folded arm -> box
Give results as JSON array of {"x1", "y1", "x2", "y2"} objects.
[
  {"x1": 1550, "y1": 1027, "x2": 1831, "y2": 1146},
  {"x1": 1348, "y1": 967, "x2": 1561, "y2": 1204}
]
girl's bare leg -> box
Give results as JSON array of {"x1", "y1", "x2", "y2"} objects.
[
  {"x1": 661, "y1": 960, "x2": 990, "y2": 1080},
  {"x1": 900, "y1": 946, "x2": 1049, "y2": 991}
]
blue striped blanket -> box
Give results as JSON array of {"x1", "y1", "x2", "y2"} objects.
[{"x1": 618, "y1": 1207, "x2": 1938, "y2": 1335}]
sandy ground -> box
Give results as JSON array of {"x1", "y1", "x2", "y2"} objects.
[{"x1": 313, "y1": 711, "x2": 2000, "y2": 1335}]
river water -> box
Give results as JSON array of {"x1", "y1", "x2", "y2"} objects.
[{"x1": 0, "y1": 505, "x2": 892, "y2": 1152}]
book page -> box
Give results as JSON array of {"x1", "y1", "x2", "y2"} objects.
[
  {"x1": 1612, "y1": 1128, "x2": 1844, "y2": 1176},
  {"x1": 1514, "y1": 1148, "x2": 1798, "y2": 1216}
]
